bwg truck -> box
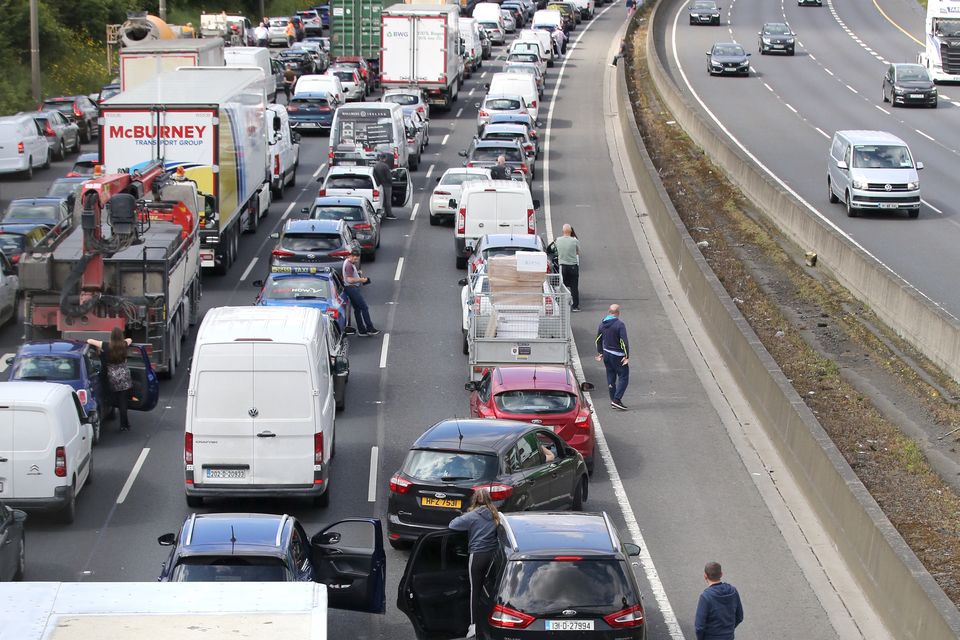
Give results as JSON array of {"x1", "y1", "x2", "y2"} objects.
[
  {"x1": 918, "y1": 0, "x2": 960, "y2": 81},
  {"x1": 380, "y1": 4, "x2": 463, "y2": 109},
  {"x1": 119, "y1": 39, "x2": 225, "y2": 91},
  {"x1": 99, "y1": 66, "x2": 271, "y2": 274}
]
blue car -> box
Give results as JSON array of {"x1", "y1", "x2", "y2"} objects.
[
  {"x1": 286, "y1": 92, "x2": 338, "y2": 131},
  {"x1": 156, "y1": 512, "x2": 387, "y2": 614},
  {"x1": 253, "y1": 265, "x2": 350, "y2": 332},
  {"x1": 6, "y1": 340, "x2": 160, "y2": 444}
]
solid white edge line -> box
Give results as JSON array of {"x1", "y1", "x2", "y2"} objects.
[
  {"x1": 410, "y1": 202, "x2": 420, "y2": 221},
  {"x1": 117, "y1": 448, "x2": 150, "y2": 504},
  {"x1": 668, "y1": 3, "x2": 960, "y2": 322},
  {"x1": 367, "y1": 446, "x2": 379, "y2": 502},
  {"x1": 394, "y1": 256, "x2": 405, "y2": 281},
  {"x1": 544, "y1": 7, "x2": 686, "y2": 640},
  {"x1": 441, "y1": 133, "x2": 450, "y2": 145},
  {"x1": 379, "y1": 333, "x2": 390, "y2": 368},
  {"x1": 239, "y1": 256, "x2": 259, "y2": 282},
  {"x1": 282, "y1": 201, "x2": 298, "y2": 220}
]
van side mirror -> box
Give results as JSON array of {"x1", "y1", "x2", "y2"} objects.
[
  {"x1": 458, "y1": 150, "x2": 468, "y2": 157},
  {"x1": 475, "y1": 102, "x2": 481, "y2": 108},
  {"x1": 4, "y1": 356, "x2": 12, "y2": 366},
  {"x1": 252, "y1": 279, "x2": 264, "y2": 287},
  {"x1": 464, "y1": 381, "x2": 478, "y2": 391},
  {"x1": 580, "y1": 381, "x2": 594, "y2": 391},
  {"x1": 532, "y1": 199, "x2": 542, "y2": 210},
  {"x1": 301, "y1": 207, "x2": 310, "y2": 213},
  {"x1": 916, "y1": 161, "x2": 924, "y2": 170},
  {"x1": 436, "y1": 176, "x2": 442, "y2": 183},
  {"x1": 464, "y1": 245, "x2": 474, "y2": 256},
  {"x1": 623, "y1": 543, "x2": 641, "y2": 557},
  {"x1": 158, "y1": 533, "x2": 177, "y2": 546},
  {"x1": 836, "y1": 160, "x2": 848, "y2": 170}
]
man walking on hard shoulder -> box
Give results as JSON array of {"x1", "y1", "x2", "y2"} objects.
[
  {"x1": 595, "y1": 304, "x2": 629, "y2": 410},
  {"x1": 695, "y1": 562, "x2": 744, "y2": 640}
]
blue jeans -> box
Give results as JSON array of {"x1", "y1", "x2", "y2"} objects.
[
  {"x1": 603, "y1": 352, "x2": 629, "y2": 402},
  {"x1": 345, "y1": 287, "x2": 375, "y2": 333}
]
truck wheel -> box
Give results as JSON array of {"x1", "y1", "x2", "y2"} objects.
[{"x1": 186, "y1": 495, "x2": 203, "y2": 508}]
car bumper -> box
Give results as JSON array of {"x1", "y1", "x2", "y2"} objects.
[
  {"x1": 761, "y1": 43, "x2": 794, "y2": 52},
  {"x1": 186, "y1": 476, "x2": 329, "y2": 499},
  {"x1": 430, "y1": 202, "x2": 456, "y2": 218},
  {"x1": 0, "y1": 157, "x2": 29, "y2": 173},
  {"x1": 290, "y1": 118, "x2": 333, "y2": 129},
  {"x1": 892, "y1": 93, "x2": 938, "y2": 106},
  {"x1": 4, "y1": 485, "x2": 72, "y2": 512},
  {"x1": 690, "y1": 14, "x2": 720, "y2": 22},
  {"x1": 850, "y1": 193, "x2": 921, "y2": 210},
  {"x1": 387, "y1": 512, "x2": 455, "y2": 541}
]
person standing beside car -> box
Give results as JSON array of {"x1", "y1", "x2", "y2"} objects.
[
  {"x1": 372, "y1": 154, "x2": 396, "y2": 220},
  {"x1": 255, "y1": 22, "x2": 269, "y2": 48},
  {"x1": 342, "y1": 248, "x2": 380, "y2": 336},
  {"x1": 285, "y1": 20, "x2": 296, "y2": 47},
  {"x1": 554, "y1": 223, "x2": 580, "y2": 311},
  {"x1": 449, "y1": 489, "x2": 501, "y2": 639},
  {"x1": 86, "y1": 328, "x2": 133, "y2": 431}
]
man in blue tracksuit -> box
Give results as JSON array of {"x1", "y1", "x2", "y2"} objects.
[
  {"x1": 595, "y1": 304, "x2": 629, "y2": 410},
  {"x1": 695, "y1": 562, "x2": 744, "y2": 640}
]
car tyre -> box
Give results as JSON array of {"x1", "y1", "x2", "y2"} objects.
[
  {"x1": 456, "y1": 256, "x2": 467, "y2": 269},
  {"x1": 13, "y1": 537, "x2": 24, "y2": 581},
  {"x1": 572, "y1": 476, "x2": 587, "y2": 510},
  {"x1": 462, "y1": 331, "x2": 469, "y2": 355},
  {"x1": 930, "y1": 100, "x2": 938, "y2": 109},
  {"x1": 186, "y1": 495, "x2": 203, "y2": 508},
  {"x1": 410, "y1": 153, "x2": 420, "y2": 171},
  {"x1": 845, "y1": 191, "x2": 857, "y2": 217},
  {"x1": 882, "y1": 86, "x2": 888, "y2": 102},
  {"x1": 314, "y1": 488, "x2": 330, "y2": 507},
  {"x1": 429, "y1": 213, "x2": 441, "y2": 226},
  {"x1": 81, "y1": 127, "x2": 91, "y2": 144},
  {"x1": 389, "y1": 537, "x2": 412, "y2": 550},
  {"x1": 364, "y1": 250, "x2": 376, "y2": 262},
  {"x1": 22, "y1": 159, "x2": 33, "y2": 180},
  {"x1": 55, "y1": 139, "x2": 65, "y2": 160},
  {"x1": 91, "y1": 412, "x2": 101, "y2": 446},
  {"x1": 586, "y1": 446, "x2": 596, "y2": 475},
  {"x1": 43, "y1": 150, "x2": 51, "y2": 169},
  {"x1": 59, "y1": 482, "x2": 77, "y2": 524},
  {"x1": 71, "y1": 136, "x2": 81, "y2": 154},
  {"x1": 827, "y1": 177, "x2": 839, "y2": 203},
  {"x1": 908, "y1": 207, "x2": 920, "y2": 219},
  {"x1": 788, "y1": 47, "x2": 795, "y2": 56}
]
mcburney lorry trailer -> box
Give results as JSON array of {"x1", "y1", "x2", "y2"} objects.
[{"x1": 99, "y1": 66, "x2": 271, "y2": 274}]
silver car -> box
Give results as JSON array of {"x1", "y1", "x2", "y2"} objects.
[
  {"x1": 475, "y1": 93, "x2": 530, "y2": 130},
  {"x1": 382, "y1": 88, "x2": 431, "y2": 121},
  {"x1": 292, "y1": 41, "x2": 329, "y2": 73},
  {"x1": 501, "y1": 10, "x2": 517, "y2": 32},
  {"x1": 32, "y1": 111, "x2": 81, "y2": 160},
  {"x1": 478, "y1": 20, "x2": 505, "y2": 44},
  {"x1": 404, "y1": 115, "x2": 425, "y2": 171}
]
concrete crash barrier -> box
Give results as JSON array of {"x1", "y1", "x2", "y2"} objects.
[{"x1": 616, "y1": 3, "x2": 960, "y2": 638}]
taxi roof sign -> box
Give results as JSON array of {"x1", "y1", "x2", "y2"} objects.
[{"x1": 270, "y1": 264, "x2": 335, "y2": 275}]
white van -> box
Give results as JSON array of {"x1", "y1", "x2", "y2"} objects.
[
  {"x1": 295, "y1": 74, "x2": 345, "y2": 106},
  {"x1": 0, "y1": 115, "x2": 49, "y2": 178},
  {"x1": 0, "y1": 382, "x2": 93, "y2": 523},
  {"x1": 473, "y1": 2, "x2": 506, "y2": 24},
  {"x1": 459, "y1": 17, "x2": 483, "y2": 73},
  {"x1": 224, "y1": 47, "x2": 277, "y2": 102},
  {"x1": 454, "y1": 179, "x2": 540, "y2": 268},
  {"x1": 518, "y1": 28, "x2": 555, "y2": 66},
  {"x1": 488, "y1": 72, "x2": 540, "y2": 121},
  {"x1": 532, "y1": 9, "x2": 564, "y2": 32},
  {"x1": 266, "y1": 104, "x2": 300, "y2": 199},
  {"x1": 827, "y1": 130, "x2": 923, "y2": 218},
  {"x1": 184, "y1": 306, "x2": 336, "y2": 507}
]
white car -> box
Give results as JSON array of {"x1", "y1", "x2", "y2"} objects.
[
  {"x1": 0, "y1": 252, "x2": 18, "y2": 325},
  {"x1": 320, "y1": 165, "x2": 385, "y2": 215},
  {"x1": 429, "y1": 167, "x2": 491, "y2": 226}
]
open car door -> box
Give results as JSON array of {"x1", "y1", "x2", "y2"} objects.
[
  {"x1": 397, "y1": 530, "x2": 470, "y2": 640},
  {"x1": 391, "y1": 167, "x2": 412, "y2": 207},
  {"x1": 126, "y1": 345, "x2": 159, "y2": 411},
  {"x1": 311, "y1": 518, "x2": 386, "y2": 614}
]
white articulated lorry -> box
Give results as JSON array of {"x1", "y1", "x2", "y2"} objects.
[
  {"x1": 918, "y1": 0, "x2": 960, "y2": 82},
  {"x1": 119, "y1": 39, "x2": 225, "y2": 91},
  {"x1": 381, "y1": 4, "x2": 463, "y2": 109},
  {"x1": 100, "y1": 67, "x2": 271, "y2": 274}
]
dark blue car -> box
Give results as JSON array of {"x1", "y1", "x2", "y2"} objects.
[
  {"x1": 253, "y1": 265, "x2": 350, "y2": 332},
  {"x1": 6, "y1": 340, "x2": 160, "y2": 444},
  {"x1": 287, "y1": 92, "x2": 338, "y2": 131},
  {"x1": 157, "y1": 512, "x2": 386, "y2": 614}
]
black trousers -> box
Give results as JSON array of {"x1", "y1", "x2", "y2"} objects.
[
  {"x1": 115, "y1": 388, "x2": 130, "y2": 430},
  {"x1": 561, "y1": 264, "x2": 580, "y2": 309},
  {"x1": 468, "y1": 550, "x2": 495, "y2": 628}
]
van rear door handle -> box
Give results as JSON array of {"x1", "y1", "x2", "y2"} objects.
[
  {"x1": 0, "y1": 457, "x2": 7, "y2": 462},
  {"x1": 257, "y1": 431, "x2": 277, "y2": 438}
]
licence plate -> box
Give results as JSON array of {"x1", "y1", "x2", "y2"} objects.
[
  {"x1": 420, "y1": 497, "x2": 462, "y2": 509},
  {"x1": 545, "y1": 620, "x2": 594, "y2": 631},
  {"x1": 910, "y1": 94, "x2": 924, "y2": 99},
  {"x1": 878, "y1": 203, "x2": 900, "y2": 209},
  {"x1": 205, "y1": 468, "x2": 247, "y2": 480},
  {"x1": 338, "y1": 160, "x2": 357, "y2": 165},
  {"x1": 772, "y1": 44, "x2": 784, "y2": 48}
]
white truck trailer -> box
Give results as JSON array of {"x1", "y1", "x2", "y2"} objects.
[
  {"x1": 100, "y1": 67, "x2": 271, "y2": 274},
  {"x1": 381, "y1": 4, "x2": 464, "y2": 109},
  {"x1": 119, "y1": 39, "x2": 225, "y2": 91},
  {"x1": 918, "y1": 0, "x2": 960, "y2": 82}
]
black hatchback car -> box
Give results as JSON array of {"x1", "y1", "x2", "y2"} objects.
[
  {"x1": 278, "y1": 48, "x2": 316, "y2": 76},
  {"x1": 882, "y1": 63, "x2": 938, "y2": 108},
  {"x1": 40, "y1": 95, "x2": 99, "y2": 143},
  {"x1": 398, "y1": 511, "x2": 646, "y2": 640},
  {"x1": 758, "y1": 22, "x2": 796, "y2": 55},
  {"x1": 688, "y1": 0, "x2": 721, "y2": 25},
  {"x1": 706, "y1": 42, "x2": 751, "y2": 76},
  {"x1": 269, "y1": 218, "x2": 359, "y2": 266},
  {"x1": 387, "y1": 419, "x2": 589, "y2": 548}
]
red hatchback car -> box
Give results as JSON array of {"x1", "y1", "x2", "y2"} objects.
[{"x1": 467, "y1": 365, "x2": 596, "y2": 472}]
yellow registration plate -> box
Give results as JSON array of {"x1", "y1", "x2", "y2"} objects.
[{"x1": 421, "y1": 497, "x2": 462, "y2": 509}]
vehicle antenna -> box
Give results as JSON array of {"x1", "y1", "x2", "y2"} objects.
[
  {"x1": 230, "y1": 525, "x2": 237, "y2": 553},
  {"x1": 457, "y1": 420, "x2": 464, "y2": 450}
]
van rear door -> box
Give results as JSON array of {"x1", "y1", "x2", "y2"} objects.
[
  {"x1": 464, "y1": 189, "x2": 499, "y2": 239},
  {"x1": 191, "y1": 342, "x2": 255, "y2": 486},
  {"x1": 495, "y1": 191, "x2": 533, "y2": 234},
  {"x1": 251, "y1": 342, "x2": 315, "y2": 486},
  {"x1": 12, "y1": 408, "x2": 52, "y2": 499},
  {"x1": 0, "y1": 408, "x2": 13, "y2": 498}
]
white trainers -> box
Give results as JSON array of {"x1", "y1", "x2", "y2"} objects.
[{"x1": 466, "y1": 624, "x2": 476, "y2": 638}]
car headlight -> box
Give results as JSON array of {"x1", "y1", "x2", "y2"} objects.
[
  {"x1": 894, "y1": 87, "x2": 906, "y2": 94},
  {"x1": 907, "y1": 181, "x2": 919, "y2": 190},
  {"x1": 762, "y1": 37, "x2": 772, "y2": 43},
  {"x1": 786, "y1": 38, "x2": 795, "y2": 43},
  {"x1": 712, "y1": 11, "x2": 720, "y2": 16},
  {"x1": 690, "y1": 12, "x2": 699, "y2": 16},
  {"x1": 851, "y1": 179, "x2": 866, "y2": 190},
  {"x1": 739, "y1": 60, "x2": 749, "y2": 66}
]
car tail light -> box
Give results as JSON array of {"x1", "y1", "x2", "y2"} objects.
[
  {"x1": 604, "y1": 604, "x2": 645, "y2": 629},
  {"x1": 45, "y1": 123, "x2": 56, "y2": 137},
  {"x1": 354, "y1": 223, "x2": 372, "y2": 230},
  {"x1": 489, "y1": 604, "x2": 534, "y2": 629},
  {"x1": 407, "y1": 136, "x2": 415, "y2": 143},
  {"x1": 434, "y1": 190, "x2": 450, "y2": 197},
  {"x1": 575, "y1": 408, "x2": 591, "y2": 427},
  {"x1": 465, "y1": 162, "x2": 474, "y2": 168},
  {"x1": 472, "y1": 483, "x2": 513, "y2": 501},
  {"x1": 524, "y1": 143, "x2": 534, "y2": 152},
  {"x1": 73, "y1": 103, "x2": 83, "y2": 118},
  {"x1": 417, "y1": 105, "x2": 425, "y2": 113},
  {"x1": 314, "y1": 432, "x2": 324, "y2": 464},
  {"x1": 274, "y1": 155, "x2": 280, "y2": 176},
  {"x1": 272, "y1": 248, "x2": 295, "y2": 257},
  {"x1": 457, "y1": 208, "x2": 466, "y2": 234},
  {"x1": 318, "y1": 188, "x2": 326, "y2": 196},
  {"x1": 55, "y1": 446, "x2": 67, "y2": 477},
  {"x1": 328, "y1": 150, "x2": 335, "y2": 160},
  {"x1": 389, "y1": 473, "x2": 411, "y2": 494},
  {"x1": 526, "y1": 208, "x2": 535, "y2": 234},
  {"x1": 479, "y1": 109, "x2": 489, "y2": 117},
  {"x1": 184, "y1": 432, "x2": 194, "y2": 464},
  {"x1": 16, "y1": 142, "x2": 24, "y2": 155},
  {"x1": 76, "y1": 389, "x2": 88, "y2": 405},
  {"x1": 326, "y1": 308, "x2": 340, "y2": 320},
  {"x1": 530, "y1": 130, "x2": 538, "y2": 138},
  {"x1": 553, "y1": 556, "x2": 583, "y2": 561},
  {"x1": 319, "y1": 105, "x2": 331, "y2": 112},
  {"x1": 372, "y1": 189, "x2": 380, "y2": 199},
  {"x1": 520, "y1": 163, "x2": 529, "y2": 174},
  {"x1": 329, "y1": 249, "x2": 351, "y2": 257},
  {"x1": 10, "y1": 254, "x2": 20, "y2": 264},
  {"x1": 531, "y1": 99, "x2": 537, "y2": 108},
  {"x1": 286, "y1": 104, "x2": 299, "y2": 112}
]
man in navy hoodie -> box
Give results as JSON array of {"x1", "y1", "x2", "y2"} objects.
[
  {"x1": 595, "y1": 304, "x2": 630, "y2": 410},
  {"x1": 695, "y1": 562, "x2": 744, "y2": 640}
]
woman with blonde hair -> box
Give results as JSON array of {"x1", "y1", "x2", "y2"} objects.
[{"x1": 449, "y1": 488, "x2": 501, "y2": 638}]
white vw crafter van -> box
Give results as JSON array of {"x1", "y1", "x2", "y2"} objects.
[
  {"x1": 185, "y1": 306, "x2": 336, "y2": 507},
  {"x1": 0, "y1": 382, "x2": 93, "y2": 524}
]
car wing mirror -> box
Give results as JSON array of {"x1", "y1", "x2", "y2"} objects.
[
  {"x1": 623, "y1": 543, "x2": 642, "y2": 557},
  {"x1": 270, "y1": 231, "x2": 280, "y2": 239},
  {"x1": 836, "y1": 160, "x2": 848, "y2": 170},
  {"x1": 448, "y1": 198, "x2": 458, "y2": 209},
  {"x1": 580, "y1": 381, "x2": 594, "y2": 391},
  {"x1": 465, "y1": 245, "x2": 474, "y2": 255},
  {"x1": 916, "y1": 161, "x2": 924, "y2": 170},
  {"x1": 532, "y1": 198, "x2": 541, "y2": 210},
  {"x1": 706, "y1": 51, "x2": 712, "y2": 56},
  {"x1": 314, "y1": 531, "x2": 341, "y2": 545},
  {"x1": 464, "y1": 381, "x2": 478, "y2": 391},
  {"x1": 458, "y1": 277, "x2": 468, "y2": 286},
  {"x1": 458, "y1": 150, "x2": 468, "y2": 157},
  {"x1": 252, "y1": 279, "x2": 264, "y2": 287},
  {"x1": 301, "y1": 207, "x2": 310, "y2": 214},
  {"x1": 475, "y1": 102, "x2": 482, "y2": 108},
  {"x1": 4, "y1": 356, "x2": 13, "y2": 366},
  {"x1": 746, "y1": 52, "x2": 752, "y2": 56},
  {"x1": 158, "y1": 533, "x2": 177, "y2": 546},
  {"x1": 436, "y1": 176, "x2": 442, "y2": 183}
]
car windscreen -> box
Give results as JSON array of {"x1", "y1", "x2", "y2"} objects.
[
  {"x1": 311, "y1": 204, "x2": 365, "y2": 221},
  {"x1": 691, "y1": 0, "x2": 716, "y2": 8},
  {"x1": 47, "y1": 181, "x2": 81, "y2": 198},
  {"x1": 332, "y1": 109, "x2": 397, "y2": 147},
  {"x1": 402, "y1": 449, "x2": 500, "y2": 482},
  {"x1": 440, "y1": 172, "x2": 487, "y2": 186},
  {"x1": 0, "y1": 234, "x2": 26, "y2": 254},
  {"x1": 100, "y1": 87, "x2": 121, "y2": 101},
  {"x1": 384, "y1": 93, "x2": 419, "y2": 106},
  {"x1": 270, "y1": 18, "x2": 289, "y2": 26},
  {"x1": 331, "y1": 71, "x2": 355, "y2": 82},
  {"x1": 763, "y1": 24, "x2": 790, "y2": 34},
  {"x1": 472, "y1": 147, "x2": 523, "y2": 162},
  {"x1": 72, "y1": 162, "x2": 96, "y2": 175},
  {"x1": 484, "y1": 132, "x2": 524, "y2": 143},
  {"x1": 712, "y1": 45, "x2": 744, "y2": 56},
  {"x1": 494, "y1": 390, "x2": 575, "y2": 414},
  {"x1": 896, "y1": 66, "x2": 929, "y2": 82},
  {"x1": 264, "y1": 276, "x2": 333, "y2": 300},
  {"x1": 326, "y1": 175, "x2": 374, "y2": 190},
  {"x1": 500, "y1": 559, "x2": 635, "y2": 613},
  {"x1": 485, "y1": 98, "x2": 522, "y2": 110},
  {"x1": 171, "y1": 556, "x2": 289, "y2": 582},
  {"x1": 934, "y1": 18, "x2": 960, "y2": 37},
  {"x1": 11, "y1": 355, "x2": 80, "y2": 381},
  {"x1": 2, "y1": 203, "x2": 59, "y2": 224},
  {"x1": 280, "y1": 232, "x2": 343, "y2": 251},
  {"x1": 852, "y1": 145, "x2": 913, "y2": 169}
]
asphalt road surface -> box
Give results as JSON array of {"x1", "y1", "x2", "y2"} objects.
[{"x1": 0, "y1": 6, "x2": 873, "y2": 638}]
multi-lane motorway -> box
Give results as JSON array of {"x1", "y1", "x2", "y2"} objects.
[
  {"x1": 0, "y1": 5, "x2": 891, "y2": 638},
  {"x1": 660, "y1": 0, "x2": 960, "y2": 321}
]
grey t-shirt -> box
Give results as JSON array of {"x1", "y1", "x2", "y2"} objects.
[{"x1": 554, "y1": 235, "x2": 579, "y2": 266}]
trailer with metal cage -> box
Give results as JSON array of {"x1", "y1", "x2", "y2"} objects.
[{"x1": 464, "y1": 254, "x2": 573, "y2": 381}]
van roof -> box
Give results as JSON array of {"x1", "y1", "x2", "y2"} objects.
[
  {"x1": 196, "y1": 306, "x2": 327, "y2": 343},
  {"x1": 0, "y1": 381, "x2": 74, "y2": 405},
  {"x1": 461, "y1": 179, "x2": 533, "y2": 194},
  {"x1": 835, "y1": 130, "x2": 908, "y2": 146}
]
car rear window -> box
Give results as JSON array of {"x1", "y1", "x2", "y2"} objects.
[
  {"x1": 495, "y1": 390, "x2": 575, "y2": 414},
  {"x1": 171, "y1": 557, "x2": 289, "y2": 582},
  {"x1": 47, "y1": 180, "x2": 82, "y2": 199},
  {"x1": 311, "y1": 204, "x2": 364, "y2": 221},
  {"x1": 472, "y1": 147, "x2": 523, "y2": 162},
  {"x1": 280, "y1": 232, "x2": 343, "y2": 251},
  {"x1": 479, "y1": 21, "x2": 500, "y2": 29},
  {"x1": 441, "y1": 172, "x2": 487, "y2": 186},
  {"x1": 486, "y1": 98, "x2": 522, "y2": 110},
  {"x1": 509, "y1": 54, "x2": 539, "y2": 63},
  {"x1": 403, "y1": 449, "x2": 499, "y2": 482},
  {"x1": 332, "y1": 71, "x2": 355, "y2": 82},
  {"x1": 270, "y1": 18, "x2": 289, "y2": 26},
  {"x1": 293, "y1": 97, "x2": 330, "y2": 108},
  {"x1": 0, "y1": 234, "x2": 26, "y2": 254},
  {"x1": 327, "y1": 175, "x2": 374, "y2": 190},
  {"x1": 264, "y1": 276, "x2": 332, "y2": 300},
  {"x1": 11, "y1": 355, "x2": 80, "y2": 381},
  {"x1": 384, "y1": 94, "x2": 418, "y2": 106},
  {"x1": 484, "y1": 132, "x2": 524, "y2": 142},
  {"x1": 500, "y1": 559, "x2": 635, "y2": 613},
  {"x1": 2, "y1": 203, "x2": 59, "y2": 224}
]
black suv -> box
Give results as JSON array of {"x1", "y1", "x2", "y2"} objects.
[
  {"x1": 398, "y1": 511, "x2": 646, "y2": 639},
  {"x1": 387, "y1": 419, "x2": 588, "y2": 549},
  {"x1": 269, "y1": 218, "x2": 359, "y2": 266}
]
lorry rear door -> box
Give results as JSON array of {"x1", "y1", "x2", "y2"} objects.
[
  {"x1": 311, "y1": 517, "x2": 387, "y2": 613},
  {"x1": 415, "y1": 16, "x2": 449, "y2": 84},
  {"x1": 381, "y1": 16, "x2": 413, "y2": 83}
]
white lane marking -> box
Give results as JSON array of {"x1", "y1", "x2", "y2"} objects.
[
  {"x1": 915, "y1": 129, "x2": 935, "y2": 142},
  {"x1": 441, "y1": 133, "x2": 450, "y2": 145},
  {"x1": 763, "y1": 82, "x2": 774, "y2": 92},
  {"x1": 953, "y1": 101, "x2": 960, "y2": 107},
  {"x1": 846, "y1": 84, "x2": 858, "y2": 94},
  {"x1": 785, "y1": 103, "x2": 798, "y2": 113},
  {"x1": 312, "y1": 162, "x2": 327, "y2": 179},
  {"x1": 456, "y1": 107, "x2": 464, "y2": 117},
  {"x1": 410, "y1": 202, "x2": 420, "y2": 221},
  {"x1": 815, "y1": 127, "x2": 830, "y2": 139},
  {"x1": 282, "y1": 200, "x2": 298, "y2": 220},
  {"x1": 809, "y1": 54, "x2": 816, "y2": 61},
  {"x1": 394, "y1": 256, "x2": 404, "y2": 281},
  {"x1": 0, "y1": 353, "x2": 13, "y2": 374},
  {"x1": 425, "y1": 164, "x2": 435, "y2": 179},
  {"x1": 875, "y1": 105, "x2": 890, "y2": 114},
  {"x1": 468, "y1": 87, "x2": 475, "y2": 96},
  {"x1": 379, "y1": 333, "x2": 390, "y2": 369},
  {"x1": 239, "y1": 257, "x2": 259, "y2": 282},
  {"x1": 544, "y1": 10, "x2": 685, "y2": 640},
  {"x1": 480, "y1": 71, "x2": 487, "y2": 78},
  {"x1": 117, "y1": 448, "x2": 150, "y2": 504},
  {"x1": 824, "y1": 68, "x2": 834, "y2": 76},
  {"x1": 368, "y1": 446, "x2": 379, "y2": 502},
  {"x1": 668, "y1": 0, "x2": 960, "y2": 325},
  {"x1": 922, "y1": 199, "x2": 943, "y2": 214}
]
